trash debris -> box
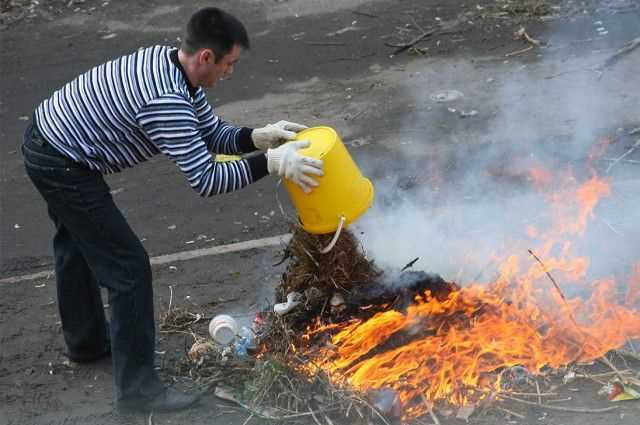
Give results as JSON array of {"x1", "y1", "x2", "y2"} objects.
[
  {"x1": 513, "y1": 26, "x2": 541, "y2": 46},
  {"x1": 209, "y1": 314, "x2": 238, "y2": 345},
  {"x1": 599, "y1": 381, "x2": 640, "y2": 401},
  {"x1": 101, "y1": 33, "x2": 117, "y2": 40},
  {"x1": 430, "y1": 89, "x2": 464, "y2": 103},
  {"x1": 13, "y1": 224, "x2": 20, "y2": 229},
  {"x1": 167, "y1": 224, "x2": 176, "y2": 230},
  {"x1": 233, "y1": 326, "x2": 256, "y2": 356},
  {"x1": 563, "y1": 370, "x2": 577, "y2": 384},
  {"x1": 329, "y1": 292, "x2": 346, "y2": 315},
  {"x1": 460, "y1": 110, "x2": 478, "y2": 118},
  {"x1": 188, "y1": 340, "x2": 215, "y2": 362},
  {"x1": 273, "y1": 292, "x2": 302, "y2": 316}
]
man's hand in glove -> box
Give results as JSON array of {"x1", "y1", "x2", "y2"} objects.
[
  {"x1": 267, "y1": 141, "x2": 323, "y2": 193},
  {"x1": 251, "y1": 120, "x2": 308, "y2": 150}
]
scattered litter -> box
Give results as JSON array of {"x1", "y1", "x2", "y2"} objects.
[
  {"x1": 18, "y1": 116, "x2": 29, "y2": 121},
  {"x1": 209, "y1": 314, "x2": 238, "y2": 345},
  {"x1": 188, "y1": 340, "x2": 215, "y2": 362},
  {"x1": 109, "y1": 188, "x2": 124, "y2": 195},
  {"x1": 101, "y1": 33, "x2": 117, "y2": 40},
  {"x1": 460, "y1": 110, "x2": 478, "y2": 118},
  {"x1": 35, "y1": 283, "x2": 46, "y2": 288},
  {"x1": 13, "y1": 224, "x2": 20, "y2": 229},
  {"x1": 185, "y1": 240, "x2": 195, "y2": 244},
  {"x1": 234, "y1": 326, "x2": 256, "y2": 356},
  {"x1": 348, "y1": 138, "x2": 370, "y2": 148},
  {"x1": 448, "y1": 107, "x2": 457, "y2": 113},
  {"x1": 599, "y1": 381, "x2": 640, "y2": 401},
  {"x1": 273, "y1": 292, "x2": 302, "y2": 316},
  {"x1": 167, "y1": 224, "x2": 176, "y2": 230},
  {"x1": 430, "y1": 89, "x2": 464, "y2": 102},
  {"x1": 563, "y1": 370, "x2": 577, "y2": 384},
  {"x1": 168, "y1": 265, "x2": 177, "y2": 271}
]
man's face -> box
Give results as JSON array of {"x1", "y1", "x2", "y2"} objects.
[{"x1": 200, "y1": 45, "x2": 241, "y2": 88}]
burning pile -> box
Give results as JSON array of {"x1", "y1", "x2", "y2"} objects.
[
  {"x1": 258, "y1": 167, "x2": 640, "y2": 420},
  {"x1": 171, "y1": 156, "x2": 640, "y2": 423}
]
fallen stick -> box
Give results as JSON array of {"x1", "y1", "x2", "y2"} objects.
[
  {"x1": 505, "y1": 45, "x2": 534, "y2": 57},
  {"x1": 352, "y1": 10, "x2": 378, "y2": 18},
  {"x1": 601, "y1": 158, "x2": 640, "y2": 164},
  {"x1": 616, "y1": 348, "x2": 640, "y2": 361},
  {"x1": 420, "y1": 394, "x2": 441, "y2": 425},
  {"x1": 305, "y1": 41, "x2": 346, "y2": 46},
  {"x1": 500, "y1": 395, "x2": 619, "y2": 414},
  {"x1": 385, "y1": 29, "x2": 436, "y2": 53},
  {"x1": 604, "y1": 36, "x2": 640, "y2": 68},
  {"x1": 606, "y1": 139, "x2": 640, "y2": 173},
  {"x1": 527, "y1": 249, "x2": 579, "y2": 330},
  {"x1": 495, "y1": 406, "x2": 526, "y2": 419},
  {"x1": 599, "y1": 355, "x2": 628, "y2": 384}
]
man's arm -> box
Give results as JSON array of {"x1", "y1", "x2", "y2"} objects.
[
  {"x1": 136, "y1": 93, "x2": 267, "y2": 196},
  {"x1": 193, "y1": 90, "x2": 257, "y2": 155}
]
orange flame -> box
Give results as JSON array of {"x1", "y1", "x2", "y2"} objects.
[{"x1": 295, "y1": 171, "x2": 640, "y2": 418}]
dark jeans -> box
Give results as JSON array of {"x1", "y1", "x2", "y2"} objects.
[{"x1": 22, "y1": 122, "x2": 163, "y2": 403}]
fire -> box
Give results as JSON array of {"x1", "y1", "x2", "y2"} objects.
[{"x1": 295, "y1": 171, "x2": 640, "y2": 418}]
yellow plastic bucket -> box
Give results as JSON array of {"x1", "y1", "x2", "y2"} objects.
[{"x1": 284, "y1": 126, "x2": 374, "y2": 235}]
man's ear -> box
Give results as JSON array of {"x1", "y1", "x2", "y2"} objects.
[{"x1": 200, "y1": 49, "x2": 216, "y2": 65}]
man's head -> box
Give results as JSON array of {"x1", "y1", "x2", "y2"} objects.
[{"x1": 180, "y1": 7, "x2": 250, "y2": 87}]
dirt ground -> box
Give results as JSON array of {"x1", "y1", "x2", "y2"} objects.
[{"x1": 2, "y1": 0, "x2": 640, "y2": 424}]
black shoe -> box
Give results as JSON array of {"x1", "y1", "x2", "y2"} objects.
[
  {"x1": 117, "y1": 387, "x2": 204, "y2": 414},
  {"x1": 65, "y1": 345, "x2": 111, "y2": 363}
]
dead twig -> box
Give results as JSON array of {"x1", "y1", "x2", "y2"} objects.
[
  {"x1": 500, "y1": 394, "x2": 618, "y2": 414},
  {"x1": 420, "y1": 394, "x2": 440, "y2": 425},
  {"x1": 527, "y1": 249, "x2": 579, "y2": 330},
  {"x1": 606, "y1": 139, "x2": 640, "y2": 173},
  {"x1": 505, "y1": 45, "x2": 534, "y2": 57},
  {"x1": 604, "y1": 36, "x2": 640, "y2": 68},
  {"x1": 385, "y1": 28, "x2": 436, "y2": 54},
  {"x1": 495, "y1": 406, "x2": 526, "y2": 419},
  {"x1": 352, "y1": 10, "x2": 378, "y2": 19},
  {"x1": 401, "y1": 257, "x2": 420, "y2": 272},
  {"x1": 617, "y1": 348, "x2": 640, "y2": 361},
  {"x1": 514, "y1": 27, "x2": 542, "y2": 46},
  {"x1": 599, "y1": 354, "x2": 627, "y2": 384},
  {"x1": 241, "y1": 413, "x2": 254, "y2": 425},
  {"x1": 305, "y1": 41, "x2": 346, "y2": 46}
]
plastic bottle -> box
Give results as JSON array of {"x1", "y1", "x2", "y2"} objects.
[{"x1": 234, "y1": 326, "x2": 256, "y2": 356}]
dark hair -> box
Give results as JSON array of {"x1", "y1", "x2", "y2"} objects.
[{"x1": 181, "y1": 7, "x2": 250, "y2": 61}]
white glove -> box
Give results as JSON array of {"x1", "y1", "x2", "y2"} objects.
[
  {"x1": 267, "y1": 141, "x2": 324, "y2": 193},
  {"x1": 251, "y1": 120, "x2": 308, "y2": 150}
]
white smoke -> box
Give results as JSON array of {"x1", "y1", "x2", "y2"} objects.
[{"x1": 353, "y1": 23, "x2": 640, "y2": 287}]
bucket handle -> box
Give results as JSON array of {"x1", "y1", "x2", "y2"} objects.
[{"x1": 319, "y1": 216, "x2": 346, "y2": 254}]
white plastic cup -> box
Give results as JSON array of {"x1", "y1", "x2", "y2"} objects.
[{"x1": 209, "y1": 314, "x2": 238, "y2": 345}]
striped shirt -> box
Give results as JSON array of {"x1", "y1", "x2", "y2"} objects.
[{"x1": 34, "y1": 45, "x2": 267, "y2": 196}]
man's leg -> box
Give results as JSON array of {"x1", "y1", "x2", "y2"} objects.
[
  {"x1": 48, "y1": 207, "x2": 110, "y2": 362},
  {"x1": 23, "y1": 134, "x2": 200, "y2": 412}
]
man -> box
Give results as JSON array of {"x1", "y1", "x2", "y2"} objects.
[{"x1": 21, "y1": 7, "x2": 323, "y2": 413}]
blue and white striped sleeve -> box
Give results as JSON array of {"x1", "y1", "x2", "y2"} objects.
[
  {"x1": 193, "y1": 90, "x2": 257, "y2": 154},
  {"x1": 136, "y1": 93, "x2": 268, "y2": 197}
]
